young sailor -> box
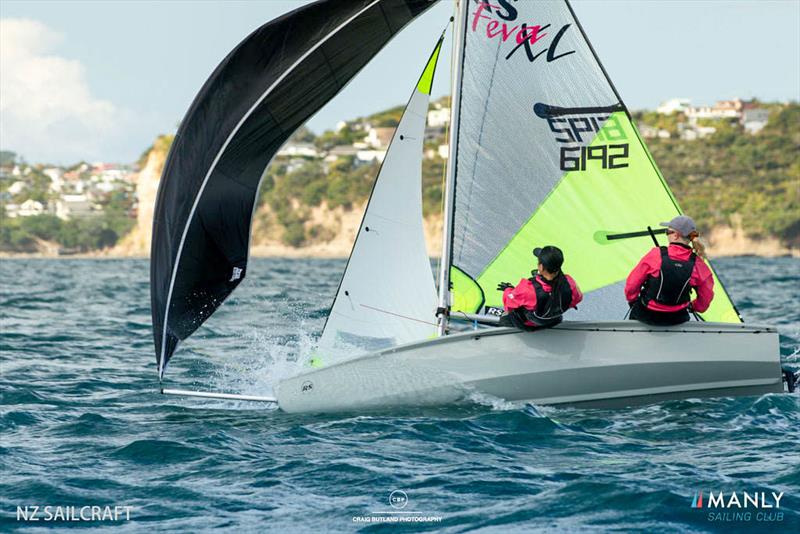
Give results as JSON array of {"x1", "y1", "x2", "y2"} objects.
[
  {"x1": 626, "y1": 215, "x2": 714, "y2": 325},
  {"x1": 497, "y1": 245, "x2": 583, "y2": 329}
]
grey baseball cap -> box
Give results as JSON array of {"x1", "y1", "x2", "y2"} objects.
[{"x1": 660, "y1": 215, "x2": 697, "y2": 237}]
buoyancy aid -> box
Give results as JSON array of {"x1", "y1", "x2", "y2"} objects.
[
  {"x1": 639, "y1": 245, "x2": 697, "y2": 309},
  {"x1": 528, "y1": 275, "x2": 574, "y2": 325}
]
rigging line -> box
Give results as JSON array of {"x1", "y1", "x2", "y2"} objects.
[
  {"x1": 359, "y1": 303, "x2": 439, "y2": 327},
  {"x1": 157, "y1": 0, "x2": 384, "y2": 379}
]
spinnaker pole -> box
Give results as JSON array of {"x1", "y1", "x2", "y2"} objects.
[{"x1": 436, "y1": 0, "x2": 468, "y2": 336}]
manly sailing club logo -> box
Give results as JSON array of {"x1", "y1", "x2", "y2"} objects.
[
  {"x1": 470, "y1": 1, "x2": 576, "y2": 63},
  {"x1": 534, "y1": 103, "x2": 630, "y2": 172},
  {"x1": 690, "y1": 490, "x2": 786, "y2": 523}
]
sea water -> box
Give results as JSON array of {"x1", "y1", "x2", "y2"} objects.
[{"x1": 1, "y1": 257, "x2": 798, "y2": 532}]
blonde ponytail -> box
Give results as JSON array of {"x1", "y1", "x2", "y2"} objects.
[{"x1": 688, "y1": 231, "x2": 706, "y2": 259}]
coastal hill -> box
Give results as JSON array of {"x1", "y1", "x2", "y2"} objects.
[{"x1": 1, "y1": 98, "x2": 798, "y2": 257}]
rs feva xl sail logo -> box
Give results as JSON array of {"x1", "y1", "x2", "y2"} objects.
[
  {"x1": 690, "y1": 490, "x2": 786, "y2": 523},
  {"x1": 470, "y1": 1, "x2": 575, "y2": 63}
]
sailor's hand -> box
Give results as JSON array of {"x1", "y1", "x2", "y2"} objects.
[{"x1": 497, "y1": 282, "x2": 514, "y2": 291}]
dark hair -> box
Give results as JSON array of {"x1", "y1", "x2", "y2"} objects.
[{"x1": 549, "y1": 271, "x2": 567, "y2": 311}]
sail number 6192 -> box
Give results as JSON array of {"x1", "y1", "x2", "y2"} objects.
[{"x1": 560, "y1": 143, "x2": 629, "y2": 171}]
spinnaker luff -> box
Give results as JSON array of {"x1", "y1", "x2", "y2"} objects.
[{"x1": 151, "y1": 0, "x2": 436, "y2": 378}]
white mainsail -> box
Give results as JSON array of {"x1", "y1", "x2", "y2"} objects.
[{"x1": 316, "y1": 37, "x2": 445, "y2": 365}]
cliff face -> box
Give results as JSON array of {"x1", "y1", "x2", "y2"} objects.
[
  {"x1": 111, "y1": 139, "x2": 169, "y2": 257},
  {"x1": 249, "y1": 202, "x2": 443, "y2": 258},
  {"x1": 706, "y1": 215, "x2": 798, "y2": 257}
]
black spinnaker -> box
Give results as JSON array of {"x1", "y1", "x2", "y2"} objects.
[{"x1": 151, "y1": 0, "x2": 436, "y2": 378}]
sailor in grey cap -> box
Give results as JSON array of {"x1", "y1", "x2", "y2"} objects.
[{"x1": 624, "y1": 215, "x2": 714, "y2": 325}]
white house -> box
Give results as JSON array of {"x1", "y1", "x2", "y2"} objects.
[
  {"x1": 323, "y1": 145, "x2": 359, "y2": 164},
  {"x1": 427, "y1": 107, "x2": 450, "y2": 127},
  {"x1": 4, "y1": 203, "x2": 19, "y2": 218},
  {"x1": 43, "y1": 168, "x2": 64, "y2": 193},
  {"x1": 363, "y1": 127, "x2": 395, "y2": 149},
  {"x1": 741, "y1": 108, "x2": 770, "y2": 134},
  {"x1": 356, "y1": 149, "x2": 387, "y2": 164},
  {"x1": 276, "y1": 142, "x2": 320, "y2": 158},
  {"x1": 55, "y1": 194, "x2": 94, "y2": 219},
  {"x1": 17, "y1": 199, "x2": 45, "y2": 217},
  {"x1": 685, "y1": 99, "x2": 745, "y2": 123},
  {"x1": 656, "y1": 98, "x2": 691, "y2": 115},
  {"x1": 8, "y1": 180, "x2": 27, "y2": 195}
]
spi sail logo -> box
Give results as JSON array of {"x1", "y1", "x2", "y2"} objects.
[
  {"x1": 469, "y1": 1, "x2": 575, "y2": 63},
  {"x1": 533, "y1": 102, "x2": 630, "y2": 172}
]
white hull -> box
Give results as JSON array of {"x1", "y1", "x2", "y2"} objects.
[{"x1": 275, "y1": 322, "x2": 783, "y2": 414}]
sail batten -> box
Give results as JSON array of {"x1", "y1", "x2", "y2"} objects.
[{"x1": 151, "y1": 0, "x2": 436, "y2": 378}]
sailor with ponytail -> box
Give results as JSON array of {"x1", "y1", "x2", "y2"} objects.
[
  {"x1": 625, "y1": 215, "x2": 714, "y2": 326},
  {"x1": 497, "y1": 245, "x2": 583, "y2": 330}
]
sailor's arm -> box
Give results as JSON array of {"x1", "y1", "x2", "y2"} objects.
[
  {"x1": 566, "y1": 275, "x2": 583, "y2": 308},
  {"x1": 691, "y1": 263, "x2": 715, "y2": 313},
  {"x1": 625, "y1": 247, "x2": 659, "y2": 303}
]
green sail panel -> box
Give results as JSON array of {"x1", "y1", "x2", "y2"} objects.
[
  {"x1": 448, "y1": 0, "x2": 740, "y2": 324},
  {"x1": 457, "y1": 113, "x2": 739, "y2": 322}
]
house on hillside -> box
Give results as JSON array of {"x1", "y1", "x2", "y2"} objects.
[
  {"x1": 427, "y1": 106, "x2": 450, "y2": 127},
  {"x1": 4, "y1": 203, "x2": 20, "y2": 218},
  {"x1": 8, "y1": 180, "x2": 28, "y2": 195},
  {"x1": 277, "y1": 142, "x2": 320, "y2": 158},
  {"x1": 323, "y1": 146, "x2": 358, "y2": 164},
  {"x1": 656, "y1": 98, "x2": 691, "y2": 115},
  {"x1": 43, "y1": 168, "x2": 64, "y2": 193},
  {"x1": 741, "y1": 108, "x2": 770, "y2": 134},
  {"x1": 363, "y1": 127, "x2": 395, "y2": 149},
  {"x1": 678, "y1": 122, "x2": 716, "y2": 141},
  {"x1": 356, "y1": 149, "x2": 387, "y2": 165},
  {"x1": 638, "y1": 125, "x2": 671, "y2": 139},
  {"x1": 55, "y1": 194, "x2": 94, "y2": 219},
  {"x1": 686, "y1": 99, "x2": 751, "y2": 123},
  {"x1": 17, "y1": 199, "x2": 45, "y2": 217}
]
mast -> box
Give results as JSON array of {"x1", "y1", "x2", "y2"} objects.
[{"x1": 436, "y1": 0, "x2": 468, "y2": 336}]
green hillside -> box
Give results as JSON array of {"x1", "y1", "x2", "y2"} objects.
[
  {"x1": 2, "y1": 100, "x2": 797, "y2": 253},
  {"x1": 634, "y1": 104, "x2": 799, "y2": 246}
]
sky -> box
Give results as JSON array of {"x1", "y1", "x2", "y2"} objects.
[{"x1": 1, "y1": 0, "x2": 798, "y2": 165}]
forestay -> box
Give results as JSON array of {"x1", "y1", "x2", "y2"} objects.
[
  {"x1": 316, "y1": 36, "x2": 445, "y2": 365},
  {"x1": 446, "y1": 0, "x2": 740, "y2": 324},
  {"x1": 150, "y1": 0, "x2": 435, "y2": 378}
]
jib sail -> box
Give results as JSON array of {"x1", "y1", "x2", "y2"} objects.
[
  {"x1": 151, "y1": 0, "x2": 435, "y2": 378},
  {"x1": 316, "y1": 35, "x2": 445, "y2": 366}
]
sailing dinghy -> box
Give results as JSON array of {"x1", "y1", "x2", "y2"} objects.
[{"x1": 152, "y1": 0, "x2": 787, "y2": 413}]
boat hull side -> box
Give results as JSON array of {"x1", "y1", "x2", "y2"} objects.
[{"x1": 275, "y1": 322, "x2": 783, "y2": 413}]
